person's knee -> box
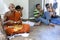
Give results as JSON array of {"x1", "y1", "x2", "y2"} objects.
[{"x1": 23, "y1": 24, "x2": 30, "y2": 32}]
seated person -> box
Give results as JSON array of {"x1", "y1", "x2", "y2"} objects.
[
  {"x1": 34, "y1": 4, "x2": 44, "y2": 23},
  {"x1": 34, "y1": 4, "x2": 54, "y2": 26},
  {"x1": 15, "y1": 5, "x2": 23, "y2": 15},
  {"x1": 15, "y1": 5, "x2": 40, "y2": 26},
  {"x1": 3, "y1": 3, "x2": 30, "y2": 36},
  {"x1": 44, "y1": 4, "x2": 56, "y2": 26},
  {"x1": 44, "y1": 2, "x2": 57, "y2": 12},
  {"x1": 45, "y1": 3, "x2": 57, "y2": 19}
]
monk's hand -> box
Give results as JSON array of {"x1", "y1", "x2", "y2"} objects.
[{"x1": 13, "y1": 20, "x2": 22, "y2": 24}]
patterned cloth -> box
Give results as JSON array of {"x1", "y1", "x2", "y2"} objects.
[{"x1": 34, "y1": 9, "x2": 43, "y2": 18}]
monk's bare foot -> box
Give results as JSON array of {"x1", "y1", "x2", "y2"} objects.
[{"x1": 49, "y1": 23, "x2": 55, "y2": 27}]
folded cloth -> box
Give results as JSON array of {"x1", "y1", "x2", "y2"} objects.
[{"x1": 22, "y1": 21, "x2": 35, "y2": 27}]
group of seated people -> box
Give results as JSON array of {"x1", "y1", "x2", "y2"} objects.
[
  {"x1": 3, "y1": 3, "x2": 41, "y2": 36},
  {"x1": 3, "y1": 3, "x2": 59, "y2": 36},
  {"x1": 34, "y1": 3, "x2": 58, "y2": 27}
]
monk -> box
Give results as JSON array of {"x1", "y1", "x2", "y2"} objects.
[{"x1": 3, "y1": 3, "x2": 30, "y2": 36}]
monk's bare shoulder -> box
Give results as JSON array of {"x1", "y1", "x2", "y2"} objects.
[{"x1": 5, "y1": 11, "x2": 11, "y2": 16}]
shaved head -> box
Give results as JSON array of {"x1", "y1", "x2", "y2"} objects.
[{"x1": 9, "y1": 3, "x2": 15, "y2": 11}]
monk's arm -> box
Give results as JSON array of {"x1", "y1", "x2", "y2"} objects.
[
  {"x1": 3, "y1": 13, "x2": 9, "y2": 24},
  {"x1": 3, "y1": 13, "x2": 14, "y2": 24},
  {"x1": 4, "y1": 13, "x2": 8, "y2": 22}
]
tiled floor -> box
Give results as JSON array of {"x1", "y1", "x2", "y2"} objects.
[
  {"x1": 11, "y1": 25, "x2": 60, "y2": 40},
  {"x1": 1, "y1": 25, "x2": 60, "y2": 40}
]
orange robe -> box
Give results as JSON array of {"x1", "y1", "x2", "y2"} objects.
[{"x1": 4, "y1": 11, "x2": 30, "y2": 36}]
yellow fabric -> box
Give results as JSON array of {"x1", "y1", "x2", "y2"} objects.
[{"x1": 8, "y1": 25, "x2": 23, "y2": 32}]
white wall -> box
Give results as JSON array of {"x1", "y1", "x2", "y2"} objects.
[{"x1": 0, "y1": 0, "x2": 29, "y2": 19}]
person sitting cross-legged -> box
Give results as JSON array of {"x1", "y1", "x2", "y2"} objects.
[{"x1": 3, "y1": 4, "x2": 30, "y2": 36}]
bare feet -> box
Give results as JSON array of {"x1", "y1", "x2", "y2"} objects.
[
  {"x1": 34, "y1": 22, "x2": 41, "y2": 26},
  {"x1": 49, "y1": 23, "x2": 55, "y2": 27}
]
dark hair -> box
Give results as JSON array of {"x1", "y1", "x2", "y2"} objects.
[
  {"x1": 36, "y1": 4, "x2": 40, "y2": 7},
  {"x1": 45, "y1": 3, "x2": 49, "y2": 8},
  {"x1": 15, "y1": 5, "x2": 21, "y2": 10}
]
